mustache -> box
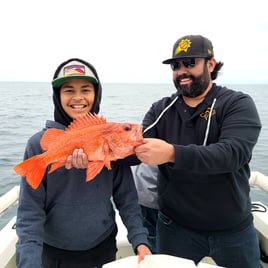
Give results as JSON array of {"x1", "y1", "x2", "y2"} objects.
[
  {"x1": 175, "y1": 74, "x2": 194, "y2": 83},
  {"x1": 174, "y1": 74, "x2": 194, "y2": 90}
]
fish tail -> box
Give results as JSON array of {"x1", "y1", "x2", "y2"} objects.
[{"x1": 14, "y1": 155, "x2": 47, "y2": 189}]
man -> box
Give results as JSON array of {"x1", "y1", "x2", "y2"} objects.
[{"x1": 135, "y1": 35, "x2": 262, "y2": 268}]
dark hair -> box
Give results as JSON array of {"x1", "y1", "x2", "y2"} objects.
[{"x1": 210, "y1": 60, "x2": 224, "y2": 80}]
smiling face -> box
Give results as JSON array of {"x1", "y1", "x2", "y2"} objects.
[
  {"x1": 173, "y1": 58, "x2": 216, "y2": 98},
  {"x1": 60, "y1": 79, "x2": 95, "y2": 119}
]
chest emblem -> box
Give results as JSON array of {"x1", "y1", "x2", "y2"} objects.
[{"x1": 200, "y1": 107, "x2": 216, "y2": 120}]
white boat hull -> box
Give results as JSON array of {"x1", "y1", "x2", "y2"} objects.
[{"x1": 1, "y1": 172, "x2": 268, "y2": 267}]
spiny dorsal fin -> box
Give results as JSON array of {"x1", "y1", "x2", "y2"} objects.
[{"x1": 66, "y1": 113, "x2": 106, "y2": 132}]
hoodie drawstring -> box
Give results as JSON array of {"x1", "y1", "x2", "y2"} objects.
[
  {"x1": 143, "y1": 96, "x2": 217, "y2": 147},
  {"x1": 143, "y1": 96, "x2": 179, "y2": 134},
  {"x1": 203, "y1": 98, "x2": 217, "y2": 146}
]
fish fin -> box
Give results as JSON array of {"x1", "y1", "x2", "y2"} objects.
[
  {"x1": 104, "y1": 156, "x2": 112, "y2": 170},
  {"x1": 103, "y1": 141, "x2": 112, "y2": 170},
  {"x1": 48, "y1": 161, "x2": 65, "y2": 174},
  {"x1": 41, "y1": 128, "x2": 65, "y2": 150},
  {"x1": 85, "y1": 161, "x2": 105, "y2": 181},
  {"x1": 67, "y1": 113, "x2": 106, "y2": 132},
  {"x1": 14, "y1": 155, "x2": 47, "y2": 189}
]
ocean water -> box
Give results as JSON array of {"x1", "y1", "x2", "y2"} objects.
[{"x1": 0, "y1": 82, "x2": 268, "y2": 227}]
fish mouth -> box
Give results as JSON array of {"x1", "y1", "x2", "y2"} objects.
[{"x1": 133, "y1": 125, "x2": 143, "y2": 144}]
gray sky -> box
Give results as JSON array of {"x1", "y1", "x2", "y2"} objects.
[{"x1": 1, "y1": 0, "x2": 267, "y2": 84}]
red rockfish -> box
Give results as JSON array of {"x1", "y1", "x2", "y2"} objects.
[{"x1": 14, "y1": 113, "x2": 143, "y2": 189}]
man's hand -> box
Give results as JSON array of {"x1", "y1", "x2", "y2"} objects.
[
  {"x1": 135, "y1": 138, "x2": 175, "y2": 165},
  {"x1": 136, "y1": 244, "x2": 152, "y2": 263},
  {"x1": 65, "y1": 148, "x2": 88, "y2": 169}
]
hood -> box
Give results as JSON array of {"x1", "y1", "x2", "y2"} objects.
[{"x1": 52, "y1": 58, "x2": 102, "y2": 126}]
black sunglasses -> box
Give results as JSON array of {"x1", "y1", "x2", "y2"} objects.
[{"x1": 170, "y1": 58, "x2": 198, "y2": 71}]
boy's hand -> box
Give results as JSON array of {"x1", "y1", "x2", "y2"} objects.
[
  {"x1": 136, "y1": 244, "x2": 152, "y2": 263},
  {"x1": 65, "y1": 148, "x2": 88, "y2": 169}
]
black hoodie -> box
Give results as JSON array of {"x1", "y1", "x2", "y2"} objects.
[{"x1": 142, "y1": 84, "x2": 262, "y2": 232}]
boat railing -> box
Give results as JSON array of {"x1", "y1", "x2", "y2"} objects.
[
  {"x1": 0, "y1": 186, "x2": 19, "y2": 268},
  {"x1": 1, "y1": 172, "x2": 268, "y2": 267}
]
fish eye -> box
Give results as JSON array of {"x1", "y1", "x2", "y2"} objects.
[{"x1": 124, "y1": 125, "x2": 131, "y2": 131}]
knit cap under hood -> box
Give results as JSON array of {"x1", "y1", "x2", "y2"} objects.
[{"x1": 52, "y1": 58, "x2": 102, "y2": 126}]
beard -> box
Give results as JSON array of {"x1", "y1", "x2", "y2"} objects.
[{"x1": 173, "y1": 64, "x2": 210, "y2": 98}]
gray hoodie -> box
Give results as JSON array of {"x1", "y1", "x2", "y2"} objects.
[{"x1": 16, "y1": 58, "x2": 148, "y2": 268}]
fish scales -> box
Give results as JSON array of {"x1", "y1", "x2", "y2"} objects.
[{"x1": 14, "y1": 113, "x2": 143, "y2": 189}]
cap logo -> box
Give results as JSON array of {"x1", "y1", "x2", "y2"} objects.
[
  {"x1": 63, "y1": 64, "x2": 85, "y2": 77},
  {"x1": 175, "y1": 39, "x2": 192, "y2": 55}
]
